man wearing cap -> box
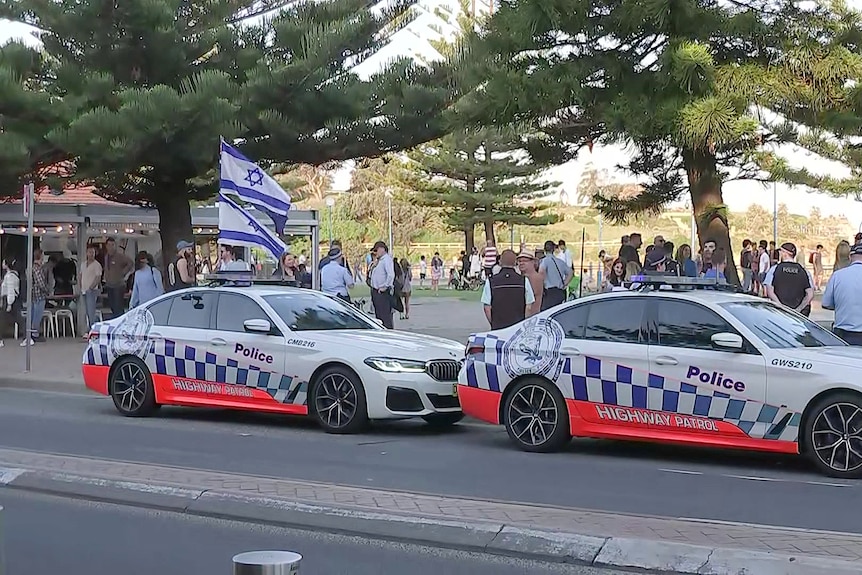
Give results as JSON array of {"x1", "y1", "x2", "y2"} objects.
[
  {"x1": 482, "y1": 250, "x2": 536, "y2": 329},
  {"x1": 320, "y1": 247, "x2": 355, "y2": 302},
  {"x1": 517, "y1": 251, "x2": 543, "y2": 313},
  {"x1": 166, "y1": 240, "x2": 196, "y2": 292},
  {"x1": 764, "y1": 242, "x2": 814, "y2": 316},
  {"x1": 822, "y1": 243, "x2": 862, "y2": 345},
  {"x1": 368, "y1": 241, "x2": 395, "y2": 328},
  {"x1": 643, "y1": 248, "x2": 668, "y2": 273}
]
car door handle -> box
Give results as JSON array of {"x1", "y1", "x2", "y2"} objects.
[
  {"x1": 560, "y1": 344, "x2": 581, "y2": 356},
  {"x1": 654, "y1": 356, "x2": 678, "y2": 366},
  {"x1": 210, "y1": 338, "x2": 227, "y2": 346}
]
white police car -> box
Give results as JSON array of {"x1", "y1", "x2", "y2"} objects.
[
  {"x1": 83, "y1": 283, "x2": 464, "y2": 433},
  {"x1": 457, "y1": 276, "x2": 862, "y2": 478}
]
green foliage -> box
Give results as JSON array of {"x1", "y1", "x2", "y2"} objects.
[
  {"x1": 407, "y1": 126, "x2": 559, "y2": 250},
  {"x1": 0, "y1": 0, "x2": 466, "y2": 258},
  {"x1": 0, "y1": 42, "x2": 68, "y2": 192},
  {"x1": 463, "y1": 0, "x2": 862, "y2": 215}
]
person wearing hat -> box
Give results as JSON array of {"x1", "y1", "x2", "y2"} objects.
[
  {"x1": 822, "y1": 243, "x2": 862, "y2": 345},
  {"x1": 368, "y1": 240, "x2": 396, "y2": 328},
  {"x1": 539, "y1": 240, "x2": 571, "y2": 310},
  {"x1": 764, "y1": 242, "x2": 814, "y2": 316},
  {"x1": 643, "y1": 248, "x2": 668, "y2": 272},
  {"x1": 517, "y1": 251, "x2": 543, "y2": 313},
  {"x1": 320, "y1": 247, "x2": 355, "y2": 303},
  {"x1": 166, "y1": 240, "x2": 196, "y2": 292},
  {"x1": 482, "y1": 249, "x2": 536, "y2": 330}
]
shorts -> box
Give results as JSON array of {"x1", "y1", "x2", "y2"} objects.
[
  {"x1": 419, "y1": 273, "x2": 426, "y2": 280},
  {"x1": 758, "y1": 272, "x2": 767, "y2": 283}
]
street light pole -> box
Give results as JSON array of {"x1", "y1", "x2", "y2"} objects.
[
  {"x1": 325, "y1": 196, "x2": 335, "y2": 245},
  {"x1": 385, "y1": 190, "x2": 393, "y2": 250},
  {"x1": 772, "y1": 182, "x2": 778, "y2": 246}
]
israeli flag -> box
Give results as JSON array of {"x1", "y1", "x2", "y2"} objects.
[
  {"x1": 218, "y1": 193, "x2": 288, "y2": 261},
  {"x1": 220, "y1": 139, "x2": 292, "y2": 233}
]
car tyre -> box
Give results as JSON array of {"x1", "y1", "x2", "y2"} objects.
[
  {"x1": 311, "y1": 366, "x2": 369, "y2": 434},
  {"x1": 503, "y1": 378, "x2": 570, "y2": 453},
  {"x1": 422, "y1": 412, "x2": 464, "y2": 428},
  {"x1": 805, "y1": 392, "x2": 862, "y2": 479},
  {"x1": 109, "y1": 356, "x2": 158, "y2": 417}
]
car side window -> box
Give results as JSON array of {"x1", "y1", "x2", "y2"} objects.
[
  {"x1": 583, "y1": 299, "x2": 645, "y2": 344},
  {"x1": 146, "y1": 297, "x2": 173, "y2": 325},
  {"x1": 657, "y1": 300, "x2": 738, "y2": 351},
  {"x1": 166, "y1": 292, "x2": 216, "y2": 329},
  {"x1": 552, "y1": 305, "x2": 589, "y2": 339},
  {"x1": 216, "y1": 293, "x2": 273, "y2": 333}
]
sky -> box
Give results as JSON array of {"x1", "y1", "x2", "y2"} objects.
[{"x1": 3, "y1": 3, "x2": 862, "y2": 227}]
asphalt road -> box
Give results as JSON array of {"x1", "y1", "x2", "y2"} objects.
[
  {"x1": 0, "y1": 490, "x2": 639, "y2": 575},
  {"x1": 0, "y1": 387, "x2": 858, "y2": 534}
]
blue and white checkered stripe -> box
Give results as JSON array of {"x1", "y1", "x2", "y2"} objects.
[
  {"x1": 560, "y1": 356, "x2": 800, "y2": 442},
  {"x1": 465, "y1": 346, "x2": 800, "y2": 442},
  {"x1": 465, "y1": 334, "x2": 505, "y2": 391},
  {"x1": 149, "y1": 338, "x2": 307, "y2": 405},
  {"x1": 85, "y1": 330, "x2": 307, "y2": 405}
]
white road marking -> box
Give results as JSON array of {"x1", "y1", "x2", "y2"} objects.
[
  {"x1": 803, "y1": 480, "x2": 854, "y2": 488},
  {"x1": 723, "y1": 474, "x2": 783, "y2": 482},
  {"x1": 0, "y1": 467, "x2": 26, "y2": 484},
  {"x1": 658, "y1": 468, "x2": 703, "y2": 475}
]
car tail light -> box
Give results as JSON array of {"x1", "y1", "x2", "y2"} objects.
[
  {"x1": 466, "y1": 344, "x2": 484, "y2": 357},
  {"x1": 87, "y1": 330, "x2": 98, "y2": 341}
]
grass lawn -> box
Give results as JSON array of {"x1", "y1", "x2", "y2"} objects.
[{"x1": 349, "y1": 284, "x2": 482, "y2": 301}]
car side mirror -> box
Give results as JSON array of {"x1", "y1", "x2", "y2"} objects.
[
  {"x1": 244, "y1": 319, "x2": 272, "y2": 334},
  {"x1": 711, "y1": 332, "x2": 743, "y2": 350}
]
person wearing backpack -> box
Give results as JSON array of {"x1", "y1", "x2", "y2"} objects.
[{"x1": 129, "y1": 251, "x2": 164, "y2": 308}]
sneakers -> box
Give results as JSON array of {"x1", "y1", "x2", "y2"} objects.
[
  {"x1": 0, "y1": 340, "x2": 4, "y2": 348},
  {"x1": 19, "y1": 338, "x2": 34, "y2": 347}
]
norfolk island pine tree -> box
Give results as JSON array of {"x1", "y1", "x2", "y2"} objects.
[
  {"x1": 0, "y1": 0, "x2": 467, "y2": 264},
  {"x1": 457, "y1": 0, "x2": 862, "y2": 284}
]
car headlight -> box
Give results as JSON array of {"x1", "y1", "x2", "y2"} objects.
[{"x1": 364, "y1": 357, "x2": 428, "y2": 373}]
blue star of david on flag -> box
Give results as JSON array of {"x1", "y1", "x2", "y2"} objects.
[
  {"x1": 219, "y1": 138, "x2": 292, "y2": 233},
  {"x1": 244, "y1": 168, "x2": 264, "y2": 187}
]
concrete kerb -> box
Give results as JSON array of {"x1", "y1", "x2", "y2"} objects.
[{"x1": 2, "y1": 468, "x2": 860, "y2": 575}]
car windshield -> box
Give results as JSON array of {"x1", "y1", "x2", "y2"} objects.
[
  {"x1": 720, "y1": 301, "x2": 847, "y2": 349},
  {"x1": 263, "y1": 292, "x2": 380, "y2": 331}
]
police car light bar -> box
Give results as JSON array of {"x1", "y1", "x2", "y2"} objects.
[
  {"x1": 628, "y1": 274, "x2": 735, "y2": 291},
  {"x1": 202, "y1": 271, "x2": 299, "y2": 288}
]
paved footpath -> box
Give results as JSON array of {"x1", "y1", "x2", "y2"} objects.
[{"x1": 0, "y1": 446, "x2": 859, "y2": 574}]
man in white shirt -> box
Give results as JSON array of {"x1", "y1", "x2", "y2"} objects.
[
  {"x1": 369, "y1": 241, "x2": 395, "y2": 328},
  {"x1": 558, "y1": 239, "x2": 573, "y2": 271},
  {"x1": 757, "y1": 240, "x2": 771, "y2": 295},
  {"x1": 80, "y1": 246, "x2": 103, "y2": 334},
  {"x1": 320, "y1": 247, "x2": 354, "y2": 302},
  {"x1": 217, "y1": 244, "x2": 251, "y2": 271}
]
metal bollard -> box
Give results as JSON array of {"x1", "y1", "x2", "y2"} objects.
[
  {"x1": 0, "y1": 505, "x2": 4, "y2": 575},
  {"x1": 233, "y1": 551, "x2": 302, "y2": 575}
]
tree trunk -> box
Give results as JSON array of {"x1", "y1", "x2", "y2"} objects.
[
  {"x1": 463, "y1": 214, "x2": 475, "y2": 254},
  {"x1": 154, "y1": 191, "x2": 194, "y2": 282},
  {"x1": 682, "y1": 147, "x2": 739, "y2": 285},
  {"x1": 484, "y1": 219, "x2": 496, "y2": 246}
]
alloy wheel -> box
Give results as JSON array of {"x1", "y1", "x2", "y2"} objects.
[
  {"x1": 113, "y1": 362, "x2": 148, "y2": 413},
  {"x1": 811, "y1": 402, "x2": 862, "y2": 474},
  {"x1": 314, "y1": 373, "x2": 358, "y2": 430},
  {"x1": 507, "y1": 384, "x2": 559, "y2": 447}
]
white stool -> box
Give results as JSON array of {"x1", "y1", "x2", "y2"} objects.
[
  {"x1": 42, "y1": 310, "x2": 56, "y2": 338},
  {"x1": 54, "y1": 309, "x2": 75, "y2": 337}
]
